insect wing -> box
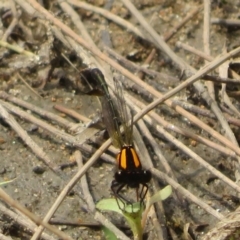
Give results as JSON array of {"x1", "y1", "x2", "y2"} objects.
[
  {"x1": 90, "y1": 68, "x2": 123, "y2": 148},
  {"x1": 113, "y1": 75, "x2": 133, "y2": 146}
]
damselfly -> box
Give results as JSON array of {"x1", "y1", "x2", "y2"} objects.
[{"x1": 84, "y1": 68, "x2": 151, "y2": 210}]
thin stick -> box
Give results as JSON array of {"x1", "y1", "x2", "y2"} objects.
[
  {"x1": 0, "y1": 39, "x2": 38, "y2": 58},
  {"x1": 136, "y1": 120, "x2": 168, "y2": 240},
  {"x1": 173, "y1": 100, "x2": 240, "y2": 127},
  {"x1": 17, "y1": 73, "x2": 42, "y2": 98},
  {"x1": 104, "y1": 46, "x2": 178, "y2": 84},
  {"x1": 151, "y1": 169, "x2": 224, "y2": 220},
  {"x1": 31, "y1": 150, "x2": 94, "y2": 239},
  {"x1": 0, "y1": 91, "x2": 68, "y2": 125},
  {"x1": 54, "y1": 104, "x2": 90, "y2": 123},
  {"x1": 1, "y1": 0, "x2": 18, "y2": 41},
  {"x1": 211, "y1": 18, "x2": 240, "y2": 27},
  {"x1": 203, "y1": 0, "x2": 215, "y2": 100},
  {"x1": 0, "y1": 202, "x2": 54, "y2": 240},
  {"x1": 67, "y1": 0, "x2": 145, "y2": 40},
  {"x1": 0, "y1": 99, "x2": 115, "y2": 164},
  {"x1": 164, "y1": 5, "x2": 203, "y2": 42},
  {"x1": 176, "y1": 41, "x2": 212, "y2": 61},
  {"x1": 0, "y1": 102, "x2": 59, "y2": 173},
  {"x1": 30, "y1": 138, "x2": 111, "y2": 239},
  {"x1": 0, "y1": 188, "x2": 73, "y2": 240},
  {"x1": 137, "y1": 1, "x2": 200, "y2": 77},
  {"x1": 127, "y1": 95, "x2": 237, "y2": 158},
  {"x1": 153, "y1": 123, "x2": 240, "y2": 193},
  {"x1": 76, "y1": 151, "x2": 95, "y2": 212}
]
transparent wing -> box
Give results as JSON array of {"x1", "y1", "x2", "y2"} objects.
[
  {"x1": 90, "y1": 68, "x2": 123, "y2": 148},
  {"x1": 113, "y1": 74, "x2": 133, "y2": 146}
]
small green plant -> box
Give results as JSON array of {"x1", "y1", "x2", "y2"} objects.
[
  {"x1": 0, "y1": 178, "x2": 16, "y2": 186},
  {"x1": 97, "y1": 185, "x2": 172, "y2": 240}
]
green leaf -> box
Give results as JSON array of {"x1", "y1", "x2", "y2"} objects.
[
  {"x1": 96, "y1": 198, "x2": 123, "y2": 214},
  {"x1": 96, "y1": 186, "x2": 172, "y2": 240},
  {"x1": 148, "y1": 185, "x2": 172, "y2": 206},
  {"x1": 96, "y1": 198, "x2": 143, "y2": 214},
  {"x1": 97, "y1": 199, "x2": 144, "y2": 239},
  {"x1": 122, "y1": 209, "x2": 143, "y2": 239},
  {"x1": 102, "y1": 226, "x2": 118, "y2": 240}
]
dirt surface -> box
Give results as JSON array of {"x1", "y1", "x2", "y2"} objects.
[{"x1": 1, "y1": 0, "x2": 240, "y2": 240}]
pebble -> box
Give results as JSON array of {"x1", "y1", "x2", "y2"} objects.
[{"x1": 32, "y1": 165, "x2": 45, "y2": 174}]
